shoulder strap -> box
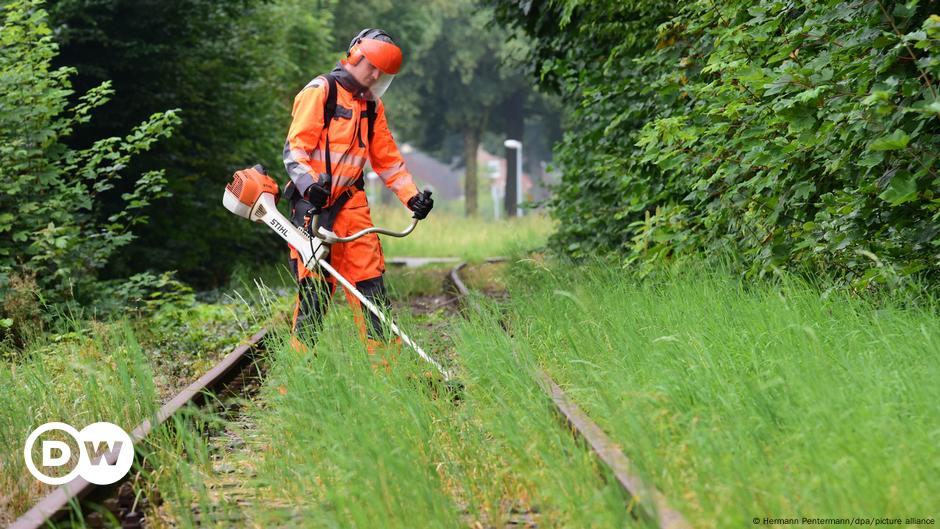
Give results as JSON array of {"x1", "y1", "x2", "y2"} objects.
[
  {"x1": 323, "y1": 74, "x2": 338, "y2": 129},
  {"x1": 366, "y1": 100, "x2": 377, "y2": 142},
  {"x1": 287, "y1": 75, "x2": 338, "y2": 206},
  {"x1": 322, "y1": 74, "x2": 337, "y2": 184}
]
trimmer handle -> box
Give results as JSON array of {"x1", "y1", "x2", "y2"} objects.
[{"x1": 303, "y1": 206, "x2": 320, "y2": 237}]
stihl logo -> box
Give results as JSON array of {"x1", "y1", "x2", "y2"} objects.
[
  {"x1": 24, "y1": 422, "x2": 134, "y2": 485},
  {"x1": 269, "y1": 218, "x2": 289, "y2": 237}
]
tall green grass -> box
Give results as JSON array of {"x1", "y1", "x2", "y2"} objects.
[
  {"x1": 451, "y1": 301, "x2": 645, "y2": 527},
  {"x1": 0, "y1": 283, "x2": 267, "y2": 526},
  {"x1": 486, "y1": 260, "x2": 940, "y2": 528},
  {"x1": 142, "y1": 283, "x2": 641, "y2": 528},
  {"x1": 0, "y1": 321, "x2": 158, "y2": 525},
  {"x1": 244, "y1": 298, "x2": 640, "y2": 527},
  {"x1": 132, "y1": 298, "x2": 466, "y2": 528},
  {"x1": 249, "y1": 319, "x2": 464, "y2": 527}
]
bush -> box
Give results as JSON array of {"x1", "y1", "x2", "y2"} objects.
[
  {"x1": 0, "y1": 0, "x2": 180, "y2": 338},
  {"x1": 0, "y1": 272, "x2": 43, "y2": 349},
  {"x1": 493, "y1": 0, "x2": 940, "y2": 288}
]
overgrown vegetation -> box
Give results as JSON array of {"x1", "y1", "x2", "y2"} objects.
[
  {"x1": 0, "y1": 281, "x2": 260, "y2": 523},
  {"x1": 491, "y1": 258, "x2": 940, "y2": 527},
  {"x1": 6, "y1": 0, "x2": 938, "y2": 525},
  {"x1": 140, "y1": 288, "x2": 636, "y2": 529},
  {"x1": 491, "y1": 0, "x2": 940, "y2": 287},
  {"x1": 0, "y1": 0, "x2": 181, "y2": 344},
  {"x1": 45, "y1": 0, "x2": 336, "y2": 288},
  {"x1": 0, "y1": 319, "x2": 159, "y2": 525}
]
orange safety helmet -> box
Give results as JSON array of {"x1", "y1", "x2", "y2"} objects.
[{"x1": 344, "y1": 28, "x2": 403, "y2": 75}]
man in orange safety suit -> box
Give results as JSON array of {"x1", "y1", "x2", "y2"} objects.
[{"x1": 283, "y1": 28, "x2": 434, "y2": 360}]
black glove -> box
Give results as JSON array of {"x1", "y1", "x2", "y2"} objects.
[
  {"x1": 407, "y1": 190, "x2": 434, "y2": 220},
  {"x1": 304, "y1": 181, "x2": 330, "y2": 209}
]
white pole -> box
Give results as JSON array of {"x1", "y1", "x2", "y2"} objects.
[
  {"x1": 487, "y1": 160, "x2": 501, "y2": 220},
  {"x1": 492, "y1": 185, "x2": 500, "y2": 220},
  {"x1": 503, "y1": 139, "x2": 523, "y2": 218}
]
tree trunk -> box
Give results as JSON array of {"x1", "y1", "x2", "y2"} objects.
[{"x1": 463, "y1": 126, "x2": 481, "y2": 217}]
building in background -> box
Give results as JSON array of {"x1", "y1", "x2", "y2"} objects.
[
  {"x1": 369, "y1": 143, "x2": 552, "y2": 217},
  {"x1": 369, "y1": 143, "x2": 462, "y2": 205}
]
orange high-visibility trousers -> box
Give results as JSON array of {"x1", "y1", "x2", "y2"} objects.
[{"x1": 288, "y1": 191, "x2": 400, "y2": 362}]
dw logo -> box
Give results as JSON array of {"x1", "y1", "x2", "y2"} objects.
[{"x1": 23, "y1": 422, "x2": 134, "y2": 485}]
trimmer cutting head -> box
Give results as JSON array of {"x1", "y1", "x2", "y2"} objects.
[{"x1": 223, "y1": 164, "x2": 280, "y2": 220}]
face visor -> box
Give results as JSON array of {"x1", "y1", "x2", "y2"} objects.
[
  {"x1": 364, "y1": 72, "x2": 395, "y2": 100},
  {"x1": 356, "y1": 38, "x2": 402, "y2": 100}
]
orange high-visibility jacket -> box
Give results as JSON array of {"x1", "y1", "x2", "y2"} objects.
[{"x1": 283, "y1": 74, "x2": 418, "y2": 210}]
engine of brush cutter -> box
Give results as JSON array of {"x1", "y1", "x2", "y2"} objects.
[
  {"x1": 222, "y1": 164, "x2": 281, "y2": 220},
  {"x1": 223, "y1": 164, "x2": 332, "y2": 267}
]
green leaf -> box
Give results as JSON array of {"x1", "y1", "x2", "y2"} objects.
[
  {"x1": 907, "y1": 99, "x2": 940, "y2": 114},
  {"x1": 856, "y1": 152, "x2": 885, "y2": 169},
  {"x1": 869, "y1": 130, "x2": 910, "y2": 151},
  {"x1": 879, "y1": 172, "x2": 918, "y2": 205}
]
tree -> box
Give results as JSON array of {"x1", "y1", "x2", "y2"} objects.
[
  {"x1": 492, "y1": 0, "x2": 940, "y2": 286},
  {"x1": 45, "y1": 0, "x2": 336, "y2": 288},
  {"x1": 390, "y1": 0, "x2": 546, "y2": 216}
]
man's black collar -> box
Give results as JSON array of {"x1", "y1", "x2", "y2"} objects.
[{"x1": 330, "y1": 63, "x2": 368, "y2": 100}]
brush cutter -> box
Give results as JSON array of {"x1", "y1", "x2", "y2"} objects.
[{"x1": 222, "y1": 165, "x2": 452, "y2": 381}]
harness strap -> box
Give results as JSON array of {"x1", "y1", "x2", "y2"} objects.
[
  {"x1": 290, "y1": 176, "x2": 365, "y2": 233},
  {"x1": 315, "y1": 176, "x2": 365, "y2": 232},
  {"x1": 366, "y1": 100, "x2": 376, "y2": 143}
]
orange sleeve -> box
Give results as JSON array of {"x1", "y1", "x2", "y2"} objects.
[
  {"x1": 368, "y1": 100, "x2": 419, "y2": 205},
  {"x1": 283, "y1": 79, "x2": 327, "y2": 195}
]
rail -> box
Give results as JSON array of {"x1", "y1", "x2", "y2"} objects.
[
  {"x1": 448, "y1": 260, "x2": 691, "y2": 529},
  {"x1": 10, "y1": 329, "x2": 269, "y2": 529}
]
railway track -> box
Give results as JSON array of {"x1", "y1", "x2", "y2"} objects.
[
  {"x1": 13, "y1": 258, "x2": 690, "y2": 529},
  {"x1": 10, "y1": 329, "x2": 269, "y2": 529},
  {"x1": 448, "y1": 261, "x2": 690, "y2": 529}
]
